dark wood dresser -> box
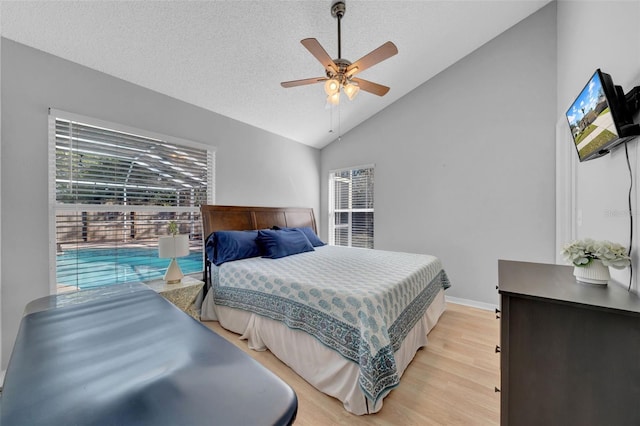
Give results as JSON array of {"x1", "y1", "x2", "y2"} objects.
[{"x1": 498, "y1": 260, "x2": 640, "y2": 425}]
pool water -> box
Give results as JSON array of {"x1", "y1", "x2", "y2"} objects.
[{"x1": 57, "y1": 247, "x2": 204, "y2": 289}]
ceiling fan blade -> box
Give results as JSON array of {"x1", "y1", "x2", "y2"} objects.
[
  {"x1": 281, "y1": 77, "x2": 327, "y2": 88},
  {"x1": 351, "y1": 77, "x2": 390, "y2": 96},
  {"x1": 301, "y1": 38, "x2": 338, "y2": 73},
  {"x1": 347, "y1": 41, "x2": 398, "y2": 76}
]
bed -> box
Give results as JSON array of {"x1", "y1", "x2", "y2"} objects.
[{"x1": 199, "y1": 205, "x2": 450, "y2": 415}]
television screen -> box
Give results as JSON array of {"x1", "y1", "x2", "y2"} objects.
[{"x1": 566, "y1": 69, "x2": 622, "y2": 161}]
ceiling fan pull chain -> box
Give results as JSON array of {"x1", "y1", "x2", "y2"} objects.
[
  {"x1": 329, "y1": 103, "x2": 333, "y2": 134},
  {"x1": 338, "y1": 102, "x2": 342, "y2": 141}
]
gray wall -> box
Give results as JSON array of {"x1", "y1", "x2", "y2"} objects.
[
  {"x1": 320, "y1": 3, "x2": 557, "y2": 306},
  {"x1": 556, "y1": 1, "x2": 640, "y2": 290},
  {"x1": 0, "y1": 24, "x2": 3, "y2": 365},
  {"x1": 0, "y1": 38, "x2": 320, "y2": 368}
]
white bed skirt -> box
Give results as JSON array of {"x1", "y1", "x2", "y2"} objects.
[{"x1": 201, "y1": 288, "x2": 446, "y2": 415}]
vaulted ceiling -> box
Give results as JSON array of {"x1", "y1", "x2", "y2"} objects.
[{"x1": 0, "y1": 0, "x2": 550, "y2": 149}]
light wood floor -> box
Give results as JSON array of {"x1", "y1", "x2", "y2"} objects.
[{"x1": 202, "y1": 303, "x2": 500, "y2": 425}]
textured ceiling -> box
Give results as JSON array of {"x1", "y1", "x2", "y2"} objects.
[{"x1": 0, "y1": 0, "x2": 550, "y2": 149}]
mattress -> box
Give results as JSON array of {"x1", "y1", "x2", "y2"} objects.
[{"x1": 202, "y1": 245, "x2": 449, "y2": 414}]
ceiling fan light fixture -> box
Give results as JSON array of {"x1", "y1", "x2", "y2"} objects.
[
  {"x1": 324, "y1": 78, "x2": 340, "y2": 96},
  {"x1": 344, "y1": 82, "x2": 360, "y2": 100},
  {"x1": 345, "y1": 66, "x2": 358, "y2": 78},
  {"x1": 280, "y1": 0, "x2": 397, "y2": 104},
  {"x1": 327, "y1": 91, "x2": 341, "y2": 105}
]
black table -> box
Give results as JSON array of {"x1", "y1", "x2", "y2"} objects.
[{"x1": 1, "y1": 283, "x2": 297, "y2": 425}]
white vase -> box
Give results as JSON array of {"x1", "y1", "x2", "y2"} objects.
[{"x1": 573, "y1": 259, "x2": 610, "y2": 285}]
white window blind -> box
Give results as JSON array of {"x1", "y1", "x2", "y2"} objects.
[
  {"x1": 48, "y1": 110, "x2": 215, "y2": 292},
  {"x1": 328, "y1": 166, "x2": 374, "y2": 248}
]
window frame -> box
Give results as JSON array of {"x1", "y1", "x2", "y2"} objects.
[
  {"x1": 48, "y1": 108, "x2": 215, "y2": 294},
  {"x1": 328, "y1": 164, "x2": 375, "y2": 249}
]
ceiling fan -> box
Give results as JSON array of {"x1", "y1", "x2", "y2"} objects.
[{"x1": 281, "y1": 0, "x2": 398, "y2": 105}]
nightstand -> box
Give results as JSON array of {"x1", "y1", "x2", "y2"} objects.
[{"x1": 145, "y1": 276, "x2": 204, "y2": 320}]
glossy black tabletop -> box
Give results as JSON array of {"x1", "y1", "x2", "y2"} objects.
[{"x1": 1, "y1": 283, "x2": 297, "y2": 425}]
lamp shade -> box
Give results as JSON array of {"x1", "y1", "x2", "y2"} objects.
[
  {"x1": 344, "y1": 82, "x2": 360, "y2": 100},
  {"x1": 324, "y1": 78, "x2": 340, "y2": 96},
  {"x1": 158, "y1": 234, "x2": 190, "y2": 259},
  {"x1": 327, "y1": 91, "x2": 340, "y2": 105}
]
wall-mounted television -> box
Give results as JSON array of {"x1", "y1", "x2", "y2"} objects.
[{"x1": 566, "y1": 69, "x2": 640, "y2": 162}]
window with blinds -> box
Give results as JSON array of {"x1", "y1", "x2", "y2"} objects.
[
  {"x1": 328, "y1": 166, "x2": 374, "y2": 248},
  {"x1": 49, "y1": 110, "x2": 215, "y2": 292}
]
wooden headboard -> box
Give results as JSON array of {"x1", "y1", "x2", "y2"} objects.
[{"x1": 200, "y1": 205, "x2": 317, "y2": 237}]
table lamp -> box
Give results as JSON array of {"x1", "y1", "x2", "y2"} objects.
[{"x1": 158, "y1": 234, "x2": 190, "y2": 284}]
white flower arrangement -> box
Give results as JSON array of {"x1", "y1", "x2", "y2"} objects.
[{"x1": 561, "y1": 238, "x2": 631, "y2": 269}]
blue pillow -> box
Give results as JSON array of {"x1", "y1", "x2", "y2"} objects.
[
  {"x1": 283, "y1": 227, "x2": 326, "y2": 247},
  {"x1": 207, "y1": 230, "x2": 262, "y2": 266},
  {"x1": 257, "y1": 229, "x2": 315, "y2": 259}
]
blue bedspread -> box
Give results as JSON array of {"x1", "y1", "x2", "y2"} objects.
[{"x1": 212, "y1": 245, "x2": 450, "y2": 403}]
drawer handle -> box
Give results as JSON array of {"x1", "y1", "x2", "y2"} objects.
[
  {"x1": 495, "y1": 387, "x2": 500, "y2": 393},
  {"x1": 495, "y1": 345, "x2": 501, "y2": 353},
  {"x1": 495, "y1": 308, "x2": 501, "y2": 314}
]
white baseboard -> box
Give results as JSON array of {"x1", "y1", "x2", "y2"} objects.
[{"x1": 445, "y1": 295, "x2": 498, "y2": 312}]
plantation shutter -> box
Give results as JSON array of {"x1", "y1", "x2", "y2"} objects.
[
  {"x1": 329, "y1": 166, "x2": 374, "y2": 248},
  {"x1": 49, "y1": 109, "x2": 215, "y2": 291}
]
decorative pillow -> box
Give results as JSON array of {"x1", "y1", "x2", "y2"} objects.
[
  {"x1": 290, "y1": 227, "x2": 326, "y2": 247},
  {"x1": 207, "y1": 230, "x2": 261, "y2": 266},
  {"x1": 272, "y1": 226, "x2": 326, "y2": 247},
  {"x1": 257, "y1": 228, "x2": 315, "y2": 259},
  {"x1": 205, "y1": 232, "x2": 217, "y2": 263}
]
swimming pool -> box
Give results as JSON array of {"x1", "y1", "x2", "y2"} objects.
[{"x1": 57, "y1": 247, "x2": 204, "y2": 289}]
